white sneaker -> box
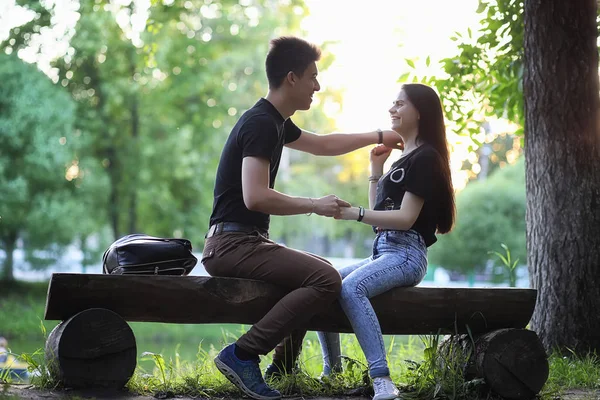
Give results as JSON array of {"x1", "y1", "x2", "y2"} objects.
[{"x1": 372, "y1": 377, "x2": 400, "y2": 400}]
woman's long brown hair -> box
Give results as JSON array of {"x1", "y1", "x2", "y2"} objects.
[{"x1": 402, "y1": 83, "x2": 456, "y2": 233}]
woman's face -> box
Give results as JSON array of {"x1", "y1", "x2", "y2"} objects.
[{"x1": 389, "y1": 90, "x2": 419, "y2": 132}]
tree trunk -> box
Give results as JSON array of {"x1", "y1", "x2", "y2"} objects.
[
  {"x1": 80, "y1": 235, "x2": 90, "y2": 274},
  {"x1": 524, "y1": 0, "x2": 600, "y2": 353},
  {"x1": 1, "y1": 233, "x2": 17, "y2": 281},
  {"x1": 85, "y1": 60, "x2": 121, "y2": 241},
  {"x1": 127, "y1": 44, "x2": 139, "y2": 235},
  {"x1": 106, "y1": 146, "x2": 121, "y2": 240}
]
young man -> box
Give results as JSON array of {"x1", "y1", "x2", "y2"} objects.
[{"x1": 204, "y1": 36, "x2": 403, "y2": 400}]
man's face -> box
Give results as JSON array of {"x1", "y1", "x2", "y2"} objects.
[{"x1": 292, "y1": 62, "x2": 321, "y2": 110}]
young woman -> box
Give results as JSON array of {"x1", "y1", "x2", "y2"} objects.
[{"x1": 317, "y1": 83, "x2": 456, "y2": 400}]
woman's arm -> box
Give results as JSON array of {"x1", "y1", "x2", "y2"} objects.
[
  {"x1": 368, "y1": 179, "x2": 378, "y2": 209},
  {"x1": 337, "y1": 192, "x2": 424, "y2": 231},
  {"x1": 368, "y1": 144, "x2": 392, "y2": 209}
]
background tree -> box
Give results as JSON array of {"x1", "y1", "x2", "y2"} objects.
[
  {"x1": 2, "y1": 0, "x2": 367, "y2": 261},
  {"x1": 0, "y1": 53, "x2": 88, "y2": 281},
  {"x1": 136, "y1": 0, "x2": 299, "y2": 241},
  {"x1": 4, "y1": 1, "x2": 321, "y2": 235}
]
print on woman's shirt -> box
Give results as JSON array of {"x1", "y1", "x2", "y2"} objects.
[
  {"x1": 389, "y1": 167, "x2": 405, "y2": 183},
  {"x1": 384, "y1": 197, "x2": 395, "y2": 211}
]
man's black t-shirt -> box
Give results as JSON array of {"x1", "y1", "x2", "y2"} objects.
[
  {"x1": 373, "y1": 144, "x2": 444, "y2": 247},
  {"x1": 209, "y1": 98, "x2": 301, "y2": 231}
]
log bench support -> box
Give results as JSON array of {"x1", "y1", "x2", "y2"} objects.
[
  {"x1": 44, "y1": 273, "x2": 549, "y2": 399},
  {"x1": 46, "y1": 308, "x2": 137, "y2": 388},
  {"x1": 440, "y1": 329, "x2": 549, "y2": 399}
]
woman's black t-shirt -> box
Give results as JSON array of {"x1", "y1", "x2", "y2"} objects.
[
  {"x1": 373, "y1": 144, "x2": 444, "y2": 247},
  {"x1": 209, "y1": 98, "x2": 301, "y2": 231}
]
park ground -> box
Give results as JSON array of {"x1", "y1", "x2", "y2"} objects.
[{"x1": 1, "y1": 385, "x2": 599, "y2": 400}]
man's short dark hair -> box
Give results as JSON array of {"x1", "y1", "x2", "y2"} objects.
[{"x1": 265, "y1": 36, "x2": 321, "y2": 89}]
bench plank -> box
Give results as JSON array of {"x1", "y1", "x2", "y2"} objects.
[{"x1": 45, "y1": 273, "x2": 537, "y2": 334}]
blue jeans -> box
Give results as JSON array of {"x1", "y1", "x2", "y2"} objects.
[{"x1": 318, "y1": 230, "x2": 427, "y2": 378}]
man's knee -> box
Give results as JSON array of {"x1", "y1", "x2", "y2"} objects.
[{"x1": 320, "y1": 266, "x2": 342, "y2": 296}]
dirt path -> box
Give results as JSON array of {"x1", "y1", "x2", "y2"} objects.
[
  {"x1": 2, "y1": 385, "x2": 599, "y2": 400},
  {"x1": 1, "y1": 384, "x2": 370, "y2": 400}
]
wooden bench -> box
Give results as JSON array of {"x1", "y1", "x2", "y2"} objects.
[{"x1": 43, "y1": 273, "x2": 548, "y2": 399}]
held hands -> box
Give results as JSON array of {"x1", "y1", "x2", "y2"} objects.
[{"x1": 313, "y1": 194, "x2": 351, "y2": 217}]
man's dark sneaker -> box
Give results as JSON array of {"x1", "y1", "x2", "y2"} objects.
[{"x1": 214, "y1": 343, "x2": 281, "y2": 400}]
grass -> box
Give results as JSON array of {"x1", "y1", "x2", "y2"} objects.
[
  {"x1": 543, "y1": 350, "x2": 600, "y2": 395},
  {"x1": 7, "y1": 331, "x2": 598, "y2": 400},
  {"x1": 0, "y1": 280, "x2": 58, "y2": 341},
  {"x1": 124, "y1": 334, "x2": 417, "y2": 398},
  {"x1": 399, "y1": 335, "x2": 486, "y2": 400}
]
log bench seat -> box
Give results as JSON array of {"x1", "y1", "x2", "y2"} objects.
[{"x1": 43, "y1": 273, "x2": 548, "y2": 399}]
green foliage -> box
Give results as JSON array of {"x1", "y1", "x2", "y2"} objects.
[
  {"x1": 403, "y1": 0, "x2": 525, "y2": 146},
  {"x1": 443, "y1": 0, "x2": 523, "y2": 128},
  {"x1": 488, "y1": 243, "x2": 519, "y2": 287},
  {"x1": 428, "y1": 157, "x2": 526, "y2": 276},
  {"x1": 2, "y1": 1, "x2": 54, "y2": 54},
  {"x1": 543, "y1": 350, "x2": 600, "y2": 394},
  {"x1": 461, "y1": 132, "x2": 523, "y2": 184},
  {"x1": 0, "y1": 280, "x2": 58, "y2": 340},
  {"x1": 134, "y1": 0, "x2": 308, "y2": 242},
  {"x1": 1, "y1": 0, "x2": 352, "y2": 257},
  {"x1": 125, "y1": 335, "x2": 425, "y2": 398},
  {"x1": 17, "y1": 347, "x2": 57, "y2": 389},
  {"x1": 402, "y1": 335, "x2": 484, "y2": 400},
  {"x1": 0, "y1": 53, "x2": 98, "y2": 279}
]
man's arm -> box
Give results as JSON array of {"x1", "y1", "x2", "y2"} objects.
[
  {"x1": 241, "y1": 156, "x2": 349, "y2": 216},
  {"x1": 285, "y1": 129, "x2": 403, "y2": 156}
]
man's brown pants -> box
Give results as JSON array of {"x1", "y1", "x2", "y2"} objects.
[{"x1": 202, "y1": 231, "x2": 342, "y2": 366}]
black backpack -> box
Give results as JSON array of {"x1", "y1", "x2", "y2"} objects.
[{"x1": 102, "y1": 234, "x2": 197, "y2": 275}]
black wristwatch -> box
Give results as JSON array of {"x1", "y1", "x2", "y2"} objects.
[{"x1": 357, "y1": 206, "x2": 365, "y2": 222}]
